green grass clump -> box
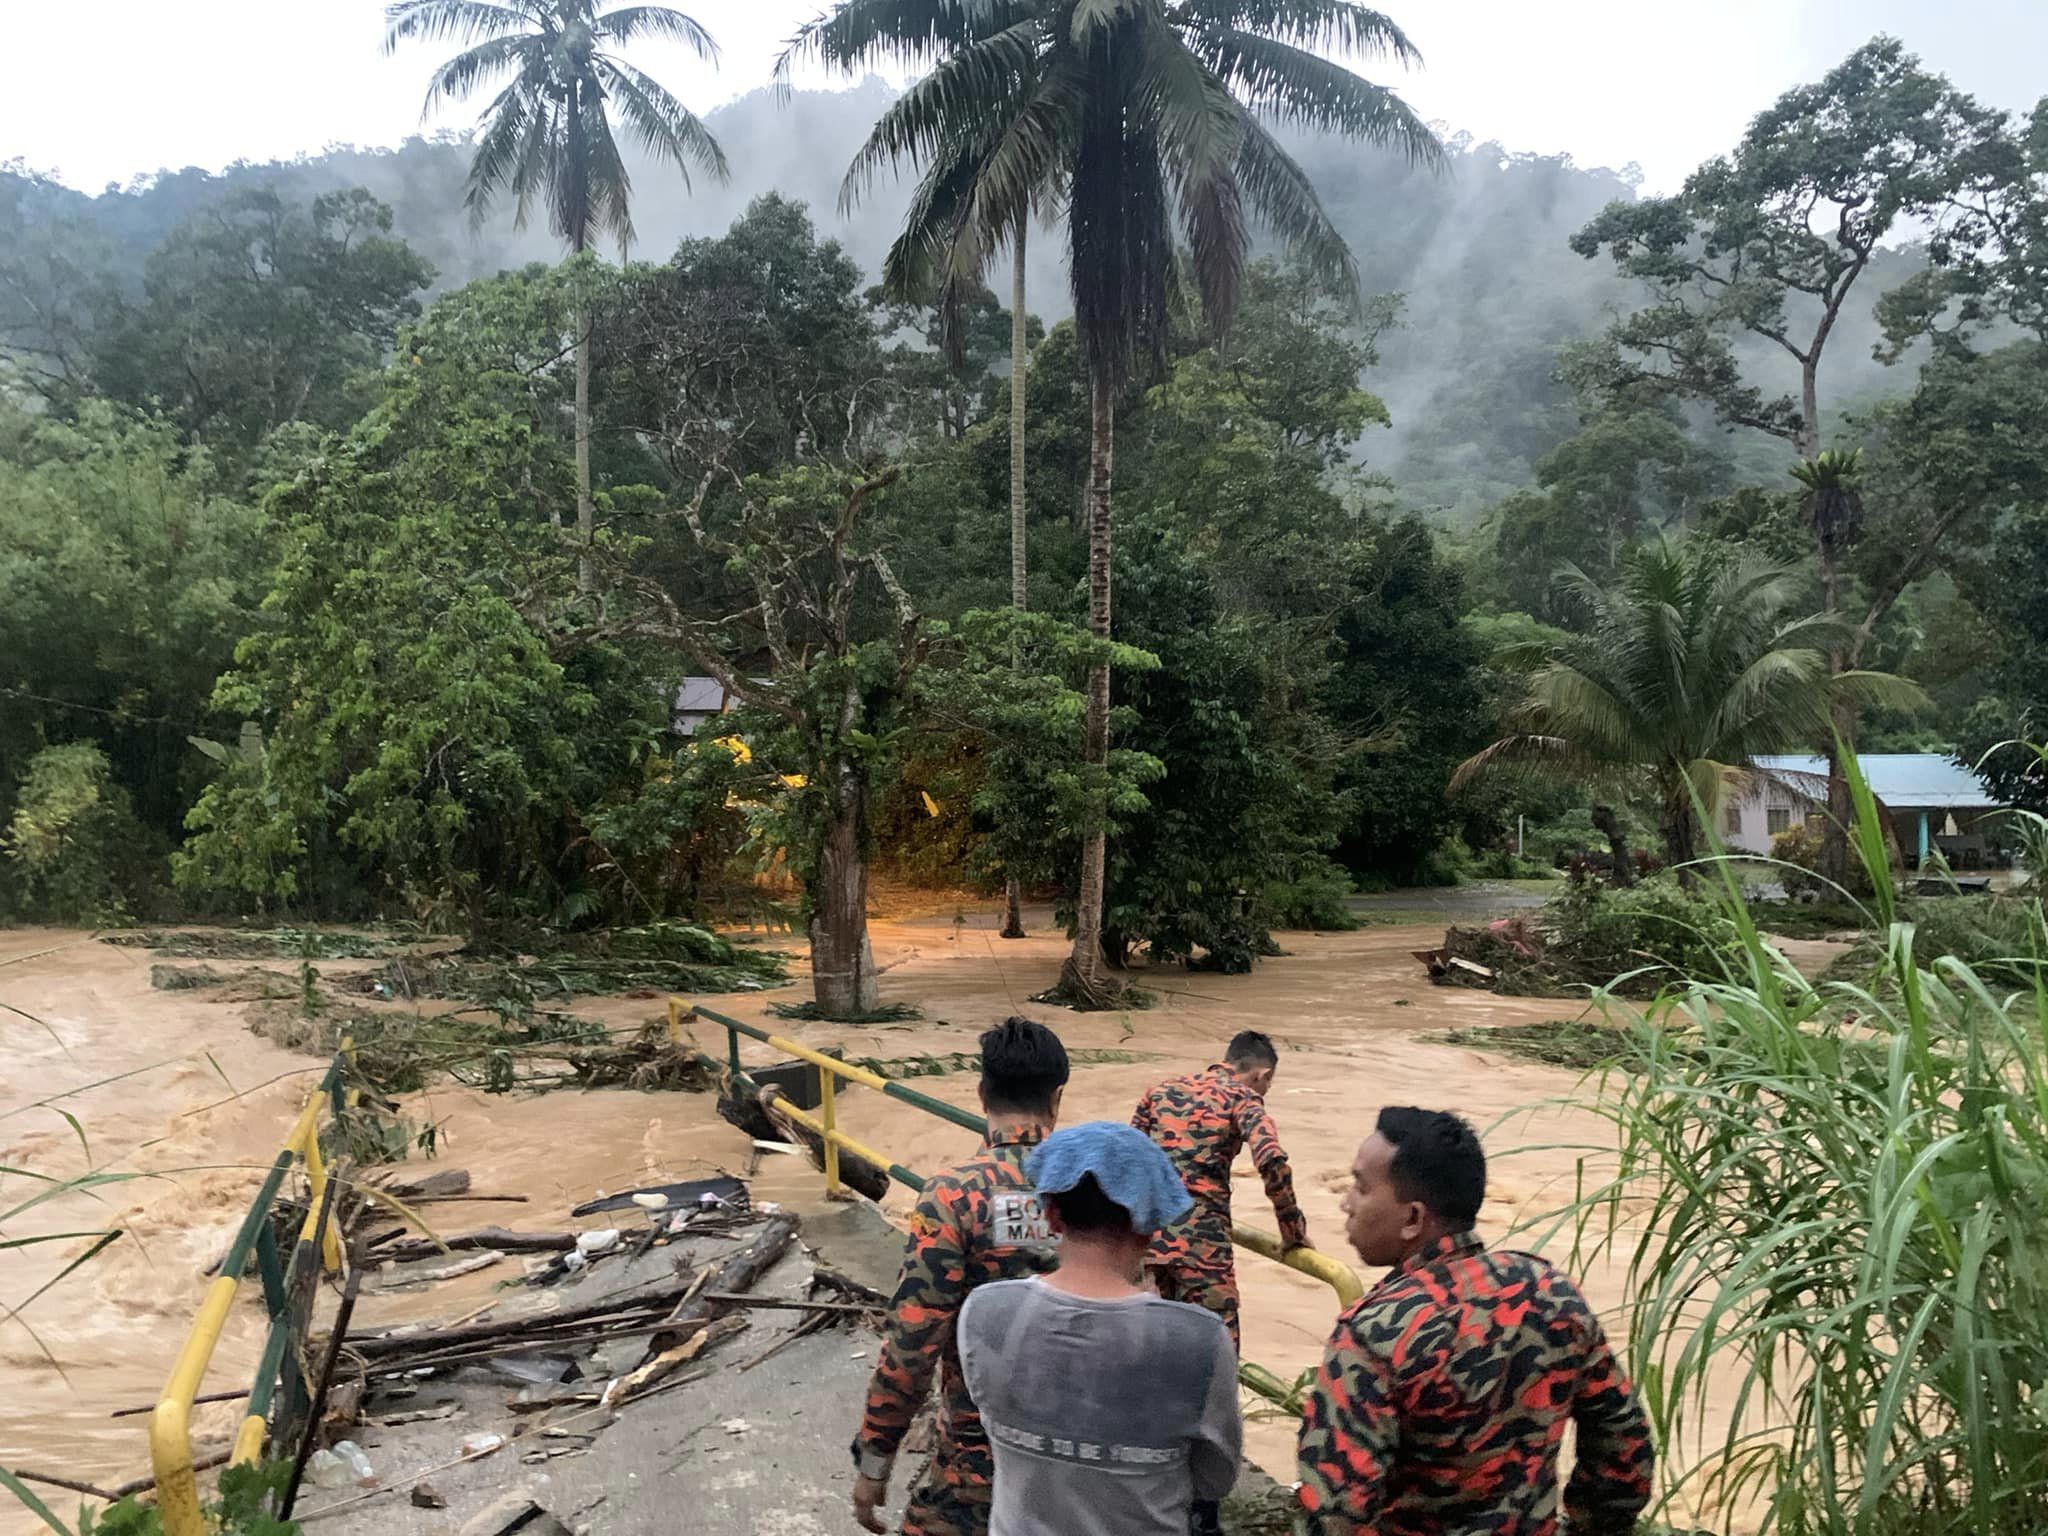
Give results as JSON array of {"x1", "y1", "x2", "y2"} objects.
[{"x1": 1532, "y1": 755, "x2": 2048, "y2": 1534}]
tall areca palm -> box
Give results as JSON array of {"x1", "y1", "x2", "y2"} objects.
[
  {"x1": 1453, "y1": 542, "x2": 1921, "y2": 871},
  {"x1": 788, "y1": 0, "x2": 1440, "y2": 1002},
  {"x1": 386, "y1": 0, "x2": 729, "y2": 588}
]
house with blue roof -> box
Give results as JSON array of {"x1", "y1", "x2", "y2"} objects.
[{"x1": 1721, "y1": 753, "x2": 2007, "y2": 869}]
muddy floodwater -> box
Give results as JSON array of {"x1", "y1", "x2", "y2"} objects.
[{"x1": 0, "y1": 903, "x2": 1785, "y2": 1535}]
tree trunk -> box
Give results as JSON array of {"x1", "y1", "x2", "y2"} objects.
[
  {"x1": 1009, "y1": 228, "x2": 1029, "y2": 615},
  {"x1": 809, "y1": 766, "x2": 878, "y2": 1018},
  {"x1": 1001, "y1": 228, "x2": 1029, "y2": 941},
  {"x1": 1059, "y1": 368, "x2": 1116, "y2": 1006},
  {"x1": 575, "y1": 301, "x2": 594, "y2": 594},
  {"x1": 1657, "y1": 779, "x2": 1699, "y2": 886},
  {"x1": 1590, "y1": 804, "x2": 1635, "y2": 889}
]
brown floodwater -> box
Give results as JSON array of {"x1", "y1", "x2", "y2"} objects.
[{"x1": 1, "y1": 910, "x2": 1792, "y2": 1534}]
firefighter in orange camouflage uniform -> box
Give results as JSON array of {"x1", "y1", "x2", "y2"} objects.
[
  {"x1": 851, "y1": 1017, "x2": 1069, "y2": 1536},
  {"x1": 1132, "y1": 1030, "x2": 1308, "y2": 1536},
  {"x1": 1297, "y1": 1107, "x2": 1653, "y2": 1535}
]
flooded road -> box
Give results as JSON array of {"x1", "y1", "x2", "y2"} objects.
[{"x1": 1, "y1": 903, "x2": 1759, "y2": 1533}]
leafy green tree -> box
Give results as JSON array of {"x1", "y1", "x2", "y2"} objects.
[
  {"x1": 1104, "y1": 515, "x2": 1344, "y2": 969},
  {"x1": 1454, "y1": 541, "x2": 1919, "y2": 870},
  {"x1": 1877, "y1": 97, "x2": 2048, "y2": 354},
  {"x1": 2, "y1": 742, "x2": 161, "y2": 923},
  {"x1": 914, "y1": 608, "x2": 1161, "y2": 930},
  {"x1": 1327, "y1": 517, "x2": 1493, "y2": 883},
  {"x1": 386, "y1": 0, "x2": 730, "y2": 589},
  {"x1": 0, "y1": 401, "x2": 268, "y2": 845},
  {"x1": 87, "y1": 187, "x2": 432, "y2": 459},
  {"x1": 1487, "y1": 406, "x2": 1730, "y2": 625},
  {"x1": 593, "y1": 464, "x2": 925, "y2": 1016},
  {"x1": 599, "y1": 196, "x2": 886, "y2": 488},
  {"x1": 794, "y1": 0, "x2": 1440, "y2": 1003},
  {"x1": 173, "y1": 452, "x2": 640, "y2": 924},
  {"x1": 1566, "y1": 37, "x2": 2014, "y2": 878},
  {"x1": 0, "y1": 165, "x2": 121, "y2": 403}
]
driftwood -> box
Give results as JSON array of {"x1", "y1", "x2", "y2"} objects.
[
  {"x1": 601, "y1": 1314, "x2": 748, "y2": 1405},
  {"x1": 368, "y1": 1228, "x2": 579, "y2": 1264},
  {"x1": 643, "y1": 1213, "x2": 799, "y2": 1357},
  {"x1": 700, "y1": 1293, "x2": 877, "y2": 1315},
  {"x1": 811, "y1": 1264, "x2": 889, "y2": 1306},
  {"x1": 374, "y1": 1168, "x2": 473, "y2": 1200},
  {"x1": 8, "y1": 1449, "x2": 234, "y2": 1503},
  {"x1": 349, "y1": 1277, "x2": 702, "y2": 1359}
]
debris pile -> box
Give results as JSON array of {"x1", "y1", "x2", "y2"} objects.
[{"x1": 277, "y1": 1170, "x2": 882, "y2": 1531}]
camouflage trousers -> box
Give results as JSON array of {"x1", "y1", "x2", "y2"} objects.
[
  {"x1": 1148, "y1": 1241, "x2": 1241, "y2": 1351},
  {"x1": 902, "y1": 1437, "x2": 993, "y2": 1536}
]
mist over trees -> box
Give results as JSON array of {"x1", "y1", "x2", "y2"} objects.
[
  {"x1": 4, "y1": 78, "x2": 1933, "y2": 524},
  {"x1": 3, "y1": 35, "x2": 2045, "y2": 1007}
]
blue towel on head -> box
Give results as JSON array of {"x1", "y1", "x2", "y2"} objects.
[{"x1": 1027, "y1": 1122, "x2": 1193, "y2": 1234}]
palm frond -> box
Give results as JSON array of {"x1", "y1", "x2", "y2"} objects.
[
  {"x1": 1174, "y1": 0, "x2": 1421, "y2": 64},
  {"x1": 598, "y1": 4, "x2": 720, "y2": 59},
  {"x1": 504, "y1": 83, "x2": 561, "y2": 234},
  {"x1": 1196, "y1": 29, "x2": 1441, "y2": 166},
  {"x1": 1070, "y1": 36, "x2": 1174, "y2": 387},
  {"x1": 779, "y1": 0, "x2": 1038, "y2": 80},
  {"x1": 1698, "y1": 647, "x2": 1833, "y2": 755},
  {"x1": 420, "y1": 32, "x2": 541, "y2": 118},
  {"x1": 384, "y1": 0, "x2": 535, "y2": 53},
  {"x1": 1450, "y1": 733, "x2": 1608, "y2": 794},
  {"x1": 1072, "y1": 0, "x2": 1145, "y2": 44},
  {"x1": 1138, "y1": 19, "x2": 1249, "y2": 333},
  {"x1": 569, "y1": 99, "x2": 637, "y2": 252},
  {"x1": 1523, "y1": 661, "x2": 1649, "y2": 763},
  {"x1": 1833, "y1": 669, "x2": 1932, "y2": 716},
  {"x1": 840, "y1": 20, "x2": 1047, "y2": 207},
  {"x1": 881, "y1": 141, "x2": 987, "y2": 302},
  {"x1": 1234, "y1": 115, "x2": 1359, "y2": 300},
  {"x1": 597, "y1": 56, "x2": 731, "y2": 186},
  {"x1": 463, "y1": 78, "x2": 543, "y2": 231}
]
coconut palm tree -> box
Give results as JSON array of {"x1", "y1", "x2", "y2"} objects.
[
  {"x1": 787, "y1": 0, "x2": 1440, "y2": 1002},
  {"x1": 1453, "y1": 541, "x2": 1923, "y2": 872},
  {"x1": 385, "y1": 0, "x2": 729, "y2": 589}
]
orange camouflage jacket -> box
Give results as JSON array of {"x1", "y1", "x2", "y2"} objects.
[
  {"x1": 1131, "y1": 1063, "x2": 1307, "y2": 1248},
  {"x1": 1296, "y1": 1230, "x2": 1654, "y2": 1536},
  {"x1": 852, "y1": 1122, "x2": 1058, "y2": 1477}
]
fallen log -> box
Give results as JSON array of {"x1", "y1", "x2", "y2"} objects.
[
  {"x1": 757, "y1": 1086, "x2": 891, "y2": 1202},
  {"x1": 374, "y1": 1168, "x2": 472, "y2": 1200},
  {"x1": 602, "y1": 1314, "x2": 749, "y2": 1405},
  {"x1": 811, "y1": 1265, "x2": 888, "y2": 1307},
  {"x1": 643, "y1": 1212, "x2": 799, "y2": 1358},
  {"x1": 368, "y1": 1228, "x2": 579, "y2": 1264},
  {"x1": 349, "y1": 1274, "x2": 700, "y2": 1359},
  {"x1": 372, "y1": 1252, "x2": 503, "y2": 1289},
  {"x1": 700, "y1": 1293, "x2": 877, "y2": 1315}
]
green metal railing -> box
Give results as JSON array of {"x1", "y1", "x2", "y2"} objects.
[
  {"x1": 150, "y1": 1053, "x2": 351, "y2": 1535},
  {"x1": 673, "y1": 1002, "x2": 1364, "y2": 1311}
]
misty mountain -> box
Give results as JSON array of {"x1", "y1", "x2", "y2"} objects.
[{"x1": 3, "y1": 80, "x2": 1928, "y2": 522}]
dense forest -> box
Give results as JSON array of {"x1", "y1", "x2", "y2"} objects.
[{"x1": 2, "y1": 24, "x2": 2044, "y2": 999}]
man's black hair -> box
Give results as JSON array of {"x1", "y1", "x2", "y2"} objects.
[
  {"x1": 1376, "y1": 1106, "x2": 1486, "y2": 1229},
  {"x1": 980, "y1": 1016, "x2": 1070, "y2": 1116},
  {"x1": 1224, "y1": 1030, "x2": 1279, "y2": 1071},
  {"x1": 1044, "y1": 1173, "x2": 1134, "y2": 1236}
]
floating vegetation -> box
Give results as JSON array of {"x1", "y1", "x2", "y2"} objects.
[
  {"x1": 108, "y1": 927, "x2": 402, "y2": 960},
  {"x1": 246, "y1": 1002, "x2": 707, "y2": 1097}
]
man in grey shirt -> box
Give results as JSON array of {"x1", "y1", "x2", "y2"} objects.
[{"x1": 959, "y1": 1122, "x2": 1241, "y2": 1536}]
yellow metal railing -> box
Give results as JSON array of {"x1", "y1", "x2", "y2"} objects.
[
  {"x1": 672, "y1": 1001, "x2": 1364, "y2": 1313},
  {"x1": 150, "y1": 1054, "x2": 351, "y2": 1536}
]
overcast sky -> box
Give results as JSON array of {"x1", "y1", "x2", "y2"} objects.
[{"x1": 7, "y1": 0, "x2": 2044, "y2": 197}]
